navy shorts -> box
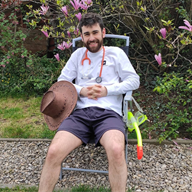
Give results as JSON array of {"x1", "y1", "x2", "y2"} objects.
[{"x1": 57, "y1": 107, "x2": 127, "y2": 146}]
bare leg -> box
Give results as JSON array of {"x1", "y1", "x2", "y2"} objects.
[
  {"x1": 100, "y1": 130, "x2": 127, "y2": 192},
  {"x1": 38, "y1": 131, "x2": 83, "y2": 192}
]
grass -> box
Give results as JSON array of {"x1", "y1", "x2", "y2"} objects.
[
  {"x1": 0, "y1": 96, "x2": 56, "y2": 139},
  {"x1": 0, "y1": 185, "x2": 137, "y2": 192},
  {"x1": 0, "y1": 96, "x2": 139, "y2": 140}
]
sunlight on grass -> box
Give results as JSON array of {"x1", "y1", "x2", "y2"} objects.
[{"x1": 0, "y1": 97, "x2": 55, "y2": 139}]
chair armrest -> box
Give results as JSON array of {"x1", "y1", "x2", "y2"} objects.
[
  {"x1": 124, "y1": 91, "x2": 133, "y2": 101},
  {"x1": 123, "y1": 91, "x2": 133, "y2": 123}
]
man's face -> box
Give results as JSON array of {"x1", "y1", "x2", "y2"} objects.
[{"x1": 81, "y1": 23, "x2": 105, "y2": 53}]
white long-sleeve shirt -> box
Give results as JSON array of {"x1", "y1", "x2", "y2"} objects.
[{"x1": 58, "y1": 46, "x2": 140, "y2": 116}]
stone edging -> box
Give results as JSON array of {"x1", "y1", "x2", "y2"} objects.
[{"x1": 0, "y1": 138, "x2": 192, "y2": 145}]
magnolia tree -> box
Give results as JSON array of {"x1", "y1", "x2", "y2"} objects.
[
  {"x1": 26, "y1": 0, "x2": 93, "y2": 64},
  {"x1": 95, "y1": 0, "x2": 192, "y2": 75},
  {"x1": 155, "y1": 19, "x2": 192, "y2": 68},
  {"x1": 153, "y1": 19, "x2": 192, "y2": 92}
]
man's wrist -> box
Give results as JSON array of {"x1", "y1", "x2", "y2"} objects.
[{"x1": 80, "y1": 87, "x2": 86, "y2": 97}]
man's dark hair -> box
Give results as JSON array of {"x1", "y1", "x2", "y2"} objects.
[{"x1": 78, "y1": 12, "x2": 104, "y2": 33}]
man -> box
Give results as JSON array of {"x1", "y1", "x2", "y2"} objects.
[{"x1": 38, "y1": 12, "x2": 140, "y2": 192}]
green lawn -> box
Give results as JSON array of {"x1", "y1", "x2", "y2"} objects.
[
  {"x1": 0, "y1": 185, "x2": 136, "y2": 192},
  {"x1": 0, "y1": 97, "x2": 56, "y2": 139}
]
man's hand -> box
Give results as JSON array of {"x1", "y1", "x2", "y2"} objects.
[{"x1": 80, "y1": 84, "x2": 107, "y2": 100}]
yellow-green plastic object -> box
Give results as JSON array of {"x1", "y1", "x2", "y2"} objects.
[{"x1": 127, "y1": 111, "x2": 143, "y2": 160}]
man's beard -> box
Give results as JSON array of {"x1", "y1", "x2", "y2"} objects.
[{"x1": 84, "y1": 38, "x2": 103, "y2": 53}]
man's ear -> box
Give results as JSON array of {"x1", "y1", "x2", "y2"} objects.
[{"x1": 102, "y1": 28, "x2": 106, "y2": 38}]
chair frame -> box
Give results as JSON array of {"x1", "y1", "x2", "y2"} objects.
[{"x1": 60, "y1": 34, "x2": 133, "y2": 180}]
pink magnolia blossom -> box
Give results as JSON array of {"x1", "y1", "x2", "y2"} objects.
[
  {"x1": 6, "y1": 61, "x2": 9, "y2": 64},
  {"x1": 21, "y1": 55, "x2": 24, "y2": 58},
  {"x1": 74, "y1": 28, "x2": 79, "y2": 35},
  {"x1": 40, "y1": 4, "x2": 49, "y2": 15},
  {"x1": 61, "y1": 6, "x2": 68, "y2": 17},
  {"x1": 179, "y1": 19, "x2": 192, "y2": 32},
  {"x1": 83, "y1": 0, "x2": 92, "y2": 4},
  {"x1": 54, "y1": 53, "x2": 60, "y2": 61},
  {"x1": 7, "y1": 56, "x2": 10, "y2": 59},
  {"x1": 67, "y1": 31, "x2": 71, "y2": 38},
  {"x1": 75, "y1": 12, "x2": 82, "y2": 22},
  {"x1": 80, "y1": 4, "x2": 88, "y2": 10},
  {"x1": 155, "y1": 53, "x2": 162, "y2": 66},
  {"x1": 42, "y1": 31, "x2": 49, "y2": 38},
  {"x1": 160, "y1": 28, "x2": 166, "y2": 39},
  {"x1": 64, "y1": 41, "x2": 72, "y2": 49},
  {"x1": 0, "y1": 65, "x2": 5, "y2": 67},
  {"x1": 70, "y1": 0, "x2": 80, "y2": 10},
  {"x1": 23, "y1": 38, "x2": 25, "y2": 41},
  {"x1": 57, "y1": 42, "x2": 65, "y2": 50},
  {"x1": 80, "y1": 0, "x2": 93, "y2": 10}
]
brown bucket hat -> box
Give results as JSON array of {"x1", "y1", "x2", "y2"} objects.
[{"x1": 40, "y1": 81, "x2": 78, "y2": 130}]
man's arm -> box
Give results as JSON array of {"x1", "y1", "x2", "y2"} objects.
[
  {"x1": 57, "y1": 50, "x2": 84, "y2": 96},
  {"x1": 105, "y1": 48, "x2": 140, "y2": 96}
]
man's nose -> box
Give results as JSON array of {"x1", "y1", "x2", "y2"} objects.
[{"x1": 89, "y1": 34, "x2": 95, "y2": 41}]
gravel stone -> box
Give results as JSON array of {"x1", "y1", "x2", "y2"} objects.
[{"x1": 0, "y1": 141, "x2": 192, "y2": 191}]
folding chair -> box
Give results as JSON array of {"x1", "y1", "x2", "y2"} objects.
[{"x1": 59, "y1": 34, "x2": 142, "y2": 180}]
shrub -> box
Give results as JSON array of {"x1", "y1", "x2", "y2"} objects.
[
  {"x1": 0, "y1": 55, "x2": 60, "y2": 97},
  {"x1": 153, "y1": 70, "x2": 192, "y2": 142}
]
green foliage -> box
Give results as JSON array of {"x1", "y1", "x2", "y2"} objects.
[
  {"x1": 0, "y1": 55, "x2": 60, "y2": 97},
  {"x1": 153, "y1": 71, "x2": 192, "y2": 142},
  {"x1": 176, "y1": 6, "x2": 189, "y2": 19},
  {"x1": 0, "y1": 12, "x2": 28, "y2": 65}
]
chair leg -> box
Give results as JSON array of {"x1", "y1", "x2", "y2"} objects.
[
  {"x1": 125, "y1": 143, "x2": 128, "y2": 164},
  {"x1": 59, "y1": 163, "x2": 63, "y2": 180}
]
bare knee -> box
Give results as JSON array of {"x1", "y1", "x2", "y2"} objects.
[
  {"x1": 46, "y1": 144, "x2": 63, "y2": 165},
  {"x1": 107, "y1": 142, "x2": 125, "y2": 163}
]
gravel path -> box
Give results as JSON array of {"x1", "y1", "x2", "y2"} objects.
[{"x1": 0, "y1": 139, "x2": 192, "y2": 192}]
